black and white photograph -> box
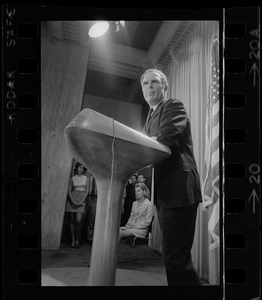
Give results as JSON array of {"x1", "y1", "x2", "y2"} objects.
[
  {"x1": 2, "y1": 4, "x2": 260, "y2": 299},
  {"x1": 41, "y1": 17, "x2": 221, "y2": 287}
]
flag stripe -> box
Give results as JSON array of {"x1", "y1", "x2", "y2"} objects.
[
  {"x1": 212, "y1": 101, "x2": 219, "y2": 117},
  {"x1": 212, "y1": 123, "x2": 219, "y2": 142},
  {"x1": 211, "y1": 147, "x2": 219, "y2": 168}
]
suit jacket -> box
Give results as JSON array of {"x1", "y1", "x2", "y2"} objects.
[
  {"x1": 143, "y1": 97, "x2": 202, "y2": 208},
  {"x1": 123, "y1": 198, "x2": 154, "y2": 238}
]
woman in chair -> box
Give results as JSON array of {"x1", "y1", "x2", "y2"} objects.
[{"x1": 119, "y1": 182, "x2": 154, "y2": 242}]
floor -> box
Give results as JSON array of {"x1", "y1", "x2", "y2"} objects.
[
  {"x1": 42, "y1": 239, "x2": 210, "y2": 286},
  {"x1": 42, "y1": 239, "x2": 168, "y2": 286}
]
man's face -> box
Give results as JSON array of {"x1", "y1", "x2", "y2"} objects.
[
  {"x1": 137, "y1": 175, "x2": 145, "y2": 183},
  {"x1": 130, "y1": 176, "x2": 137, "y2": 183},
  {"x1": 141, "y1": 71, "x2": 166, "y2": 108}
]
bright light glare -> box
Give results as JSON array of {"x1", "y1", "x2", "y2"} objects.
[{"x1": 88, "y1": 21, "x2": 109, "y2": 38}]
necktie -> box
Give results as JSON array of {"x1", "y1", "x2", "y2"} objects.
[
  {"x1": 144, "y1": 108, "x2": 154, "y2": 133},
  {"x1": 147, "y1": 108, "x2": 154, "y2": 122}
]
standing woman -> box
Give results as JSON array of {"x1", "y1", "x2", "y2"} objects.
[{"x1": 66, "y1": 162, "x2": 90, "y2": 248}]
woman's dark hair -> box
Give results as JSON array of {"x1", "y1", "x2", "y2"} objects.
[{"x1": 74, "y1": 162, "x2": 87, "y2": 175}]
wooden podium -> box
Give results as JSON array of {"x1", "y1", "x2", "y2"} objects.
[{"x1": 64, "y1": 109, "x2": 170, "y2": 285}]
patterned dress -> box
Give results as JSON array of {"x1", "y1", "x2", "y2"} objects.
[{"x1": 66, "y1": 175, "x2": 88, "y2": 214}]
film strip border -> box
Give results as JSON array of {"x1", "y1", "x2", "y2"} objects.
[
  {"x1": 2, "y1": 5, "x2": 260, "y2": 300},
  {"x1": 224, "y1": 7, "x2": 260, "y2": 300},
  {"x1": 3, "y1": 5, "x2": 42, "y2": 299}
]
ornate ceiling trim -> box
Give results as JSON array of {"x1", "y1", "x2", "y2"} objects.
[{"x1": 88, "y1": 56, "x2": 143, "y2": 80}]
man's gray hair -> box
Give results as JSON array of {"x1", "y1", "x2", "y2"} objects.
[{"x1": 140, "y1": 68, "x2": 169, "y2": 93}]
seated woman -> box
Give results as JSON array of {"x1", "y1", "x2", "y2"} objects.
[{"x1": 119, "y1": 182, "x2": 154, "y2": 242}]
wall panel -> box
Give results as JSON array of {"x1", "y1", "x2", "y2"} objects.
[
  {"x1": 41, "y1": 37, "x2": 89, "y2": 249},
  {"x1": 82, "y1": 94, "x2": 142, "y2": 131}
]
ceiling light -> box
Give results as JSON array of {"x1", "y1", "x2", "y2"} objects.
[{"x1": 88, "y1": 21, "x2": 109, "y2": 38}]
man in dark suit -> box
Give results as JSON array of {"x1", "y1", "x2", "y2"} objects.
[
  {"x1": 141, "y1": 68, "x2": 202, "y2": 286},
  {"x1": 122, "y1": 174, "x2": 137, "y2": 226}
]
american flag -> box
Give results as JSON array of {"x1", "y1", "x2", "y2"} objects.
[{"x1": 203, "y1": 35, "x2": 220, "y2": 250}]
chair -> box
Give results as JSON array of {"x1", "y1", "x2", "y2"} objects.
[{"x1": 128, "y1": 216, "x2": 154, "y2": 269}]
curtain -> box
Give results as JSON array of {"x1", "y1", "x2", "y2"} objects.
[{"x1": 162, "y1": 21, "x2": 220, "y2": 285}]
